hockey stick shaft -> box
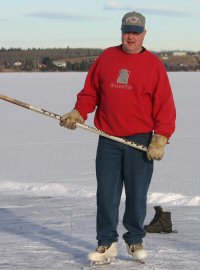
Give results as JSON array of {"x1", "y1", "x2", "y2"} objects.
[{"x1": 0, "y1": 93, "x2": 147, "y2": 152}]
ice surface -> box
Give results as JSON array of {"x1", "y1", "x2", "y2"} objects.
[{"x1": 0, "y1": 72, "x2": 200, "y2": 269}]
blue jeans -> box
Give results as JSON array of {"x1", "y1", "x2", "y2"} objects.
[{"x1": 95, "y1": 133, "x2": 153, "y2": 246}]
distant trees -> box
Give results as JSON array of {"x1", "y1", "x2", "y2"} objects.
[
  {"x1": 40, "y1": 58, "x2": 94, "y2": 72},
  {"x1": 41, "y1": 57, "x2": 56, "y2": 71},
  {"x1": 0, "y1": 47, "x2": 103, "y2": 72},
  {"x1": 0, "y1": 47, "x2": 22, "y2": 52},
  {"x1": 23, "y1": 59, "x2": 34, "y2": 71}
]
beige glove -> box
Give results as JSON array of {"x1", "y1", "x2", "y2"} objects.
[
  {"x1": 147, "y1": 134, "x2": 168, "y2": 161},
  {"x1": 60, "y1": 109, "x2": 84, "y2": 130}
]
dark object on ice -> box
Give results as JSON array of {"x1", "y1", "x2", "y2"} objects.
[{"x1": 144, "y1": 205, "x2": 177, "y2": 233}]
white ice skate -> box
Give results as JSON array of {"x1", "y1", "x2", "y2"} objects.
[
  {"x1": 126, "y1": 242, "x2": 148, "y2": 264},
  {"x1": 88, "y1": 242, "x2": 118, "y2": 266}
]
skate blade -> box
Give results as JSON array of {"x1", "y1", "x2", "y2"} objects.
[
  {"x1": 134, "y1": 258, "x2": 145, "y2": 264},
  {"x1": 137, "y1": 259, "x2": 145, "y2": 264},
  {"x1": 90, "y1": 257, "x2": 116, "y2": 266}
]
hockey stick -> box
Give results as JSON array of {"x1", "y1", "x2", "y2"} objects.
[{"x1": 0, "y1": 93, "x2": 147, "y2": 152}]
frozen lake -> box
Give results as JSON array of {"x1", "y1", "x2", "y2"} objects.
[{"x1": 0, "y1": 72, "x2": 200, "y2": 269}]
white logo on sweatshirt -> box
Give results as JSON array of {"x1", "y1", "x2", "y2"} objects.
[{"x1": 117, "y1": 69, "x2": 130, "y2": 84}]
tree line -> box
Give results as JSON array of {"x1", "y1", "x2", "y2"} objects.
[{"x1": 0, "y1": 47, "x2": 103, "y2": 71}]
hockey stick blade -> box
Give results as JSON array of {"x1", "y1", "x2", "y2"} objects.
[{"x1": 0, "y1": 93, "x2": 147, "y2": 152}]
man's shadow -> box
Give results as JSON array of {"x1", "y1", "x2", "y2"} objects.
[{"x1": 0, "y1": 207, "x2": 94, "y2": 266}]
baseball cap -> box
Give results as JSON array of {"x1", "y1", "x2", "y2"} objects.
[{"x1": 121, "y1": 11, "x2": 145, "y2": 34}]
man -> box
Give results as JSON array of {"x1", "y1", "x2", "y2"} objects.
[{"x1": 60, "y1": 11, "x2": 176, "y2": 264}]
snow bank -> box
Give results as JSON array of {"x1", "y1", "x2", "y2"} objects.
[
  {"x1": 0, "y1": 181, "x2": 96, "y2": 198},
  {"x1": 148, "y1": 192, "x2": 200, "y2": 206},
  {"x1": 1, "y1": 181, "x2": 199, "y2": 206}
]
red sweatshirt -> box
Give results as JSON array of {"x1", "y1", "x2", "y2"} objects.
[{"x1": 75, "y1": 45, "x2": 176, "y2": 139}]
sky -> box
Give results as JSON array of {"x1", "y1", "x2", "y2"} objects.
[{"x1": 0, "y1": 0, "x2": 200, "y2": 51}]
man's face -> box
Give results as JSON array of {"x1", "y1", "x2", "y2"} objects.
[{"x1": 122, "y1": 30, "x2": 146, "y2": 54}]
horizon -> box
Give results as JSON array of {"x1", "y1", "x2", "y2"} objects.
[
  {"x1": 1, "y1": 0, "x2": 200, "y2": 51},
  {"x1": 1, "y1": 46, "x2": 200, "y2": 53}
]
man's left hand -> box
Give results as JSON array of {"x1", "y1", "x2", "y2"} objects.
[{"x1": 147, "y1": 134, "x2": 168, "y2": 161}]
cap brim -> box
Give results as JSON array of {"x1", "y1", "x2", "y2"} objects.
[{"x1": 121, "y1": 25, "x2": 144, "y2": 34}]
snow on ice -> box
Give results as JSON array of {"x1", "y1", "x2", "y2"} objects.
[{"x1": 0, "y1": 72, "x2": 200, "y2": 269}]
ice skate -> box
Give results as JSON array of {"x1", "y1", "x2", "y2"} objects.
[
  {"x1": 88, "y1": 242, "x2": 118, "y2": 266},
  {"x1": 125, "y1": 242, "x2": 148, "y2": 264}
]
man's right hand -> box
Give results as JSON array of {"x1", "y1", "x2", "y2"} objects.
[{"x1": 60, "y1": 109, "x2": 84, "y2": 130}]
